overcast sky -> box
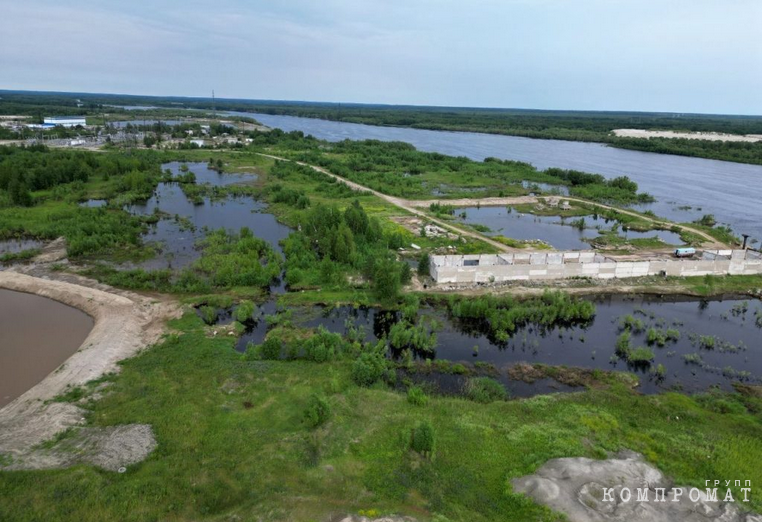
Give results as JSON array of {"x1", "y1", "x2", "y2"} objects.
[{"x1": 2, "y1": 0, "x2": 761, "y2": 114}]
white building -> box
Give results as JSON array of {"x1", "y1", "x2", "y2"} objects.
[{"x1": 44, "y1": 116, "x2": 87, "y2": 128}]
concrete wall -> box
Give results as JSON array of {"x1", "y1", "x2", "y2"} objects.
[{"x1": 430, "y1": 250, "x2": 762, "y2": 284}]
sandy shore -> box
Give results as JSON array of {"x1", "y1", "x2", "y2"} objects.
[
  {"x1": 0, "y1": 269, "x2": 179, "y2": 465},
  {"x1": 613, "y1": 128, "x2": 762, "y2": 143}
]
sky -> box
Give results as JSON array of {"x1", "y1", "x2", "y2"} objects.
[{"x1": 1, "y1": 0, "x2": 761, "y2": 114}]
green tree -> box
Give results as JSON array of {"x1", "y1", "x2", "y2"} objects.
[
  {"x1": 411, "y1": 420, "x2": 435, "y2": 457},
  {"x1": 418, "y1": 252, "x2": 431, "y2": 276}
]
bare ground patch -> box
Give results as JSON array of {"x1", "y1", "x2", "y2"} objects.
[{"x1": 0, "y1": 267, "x2": 180, "y2": 470}]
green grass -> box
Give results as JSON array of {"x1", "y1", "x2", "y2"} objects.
[{"x1": 2, "y1": 312, "x2": 761, "y2": 521}]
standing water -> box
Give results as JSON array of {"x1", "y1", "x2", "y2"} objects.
[
  {"x1": 238, "y1": 112, "x2": 762, "y2": 242},
  {"x1": 0, "y1": 289, "x2": 93, "y2": 407}
]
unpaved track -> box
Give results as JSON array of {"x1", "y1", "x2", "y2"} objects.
[
  {"x1": 257, "y1": 153, "x2": 519, "y2": 252},
  {"x1": 0, "y1": 269, "x2": 180, "y2": 464},
  {"x1": 256, "y1": 153, "x2": 728, "y2": 250},
  {"x1": 410, "y1": 195, "x2": 726, "y2": 248}
]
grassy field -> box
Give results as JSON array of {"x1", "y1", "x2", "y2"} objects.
[{"x1": 1, "y1": 311, "x2": 761, "y2": 521}]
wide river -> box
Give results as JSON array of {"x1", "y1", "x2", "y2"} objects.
[{"x1": 233, "y1": 111, "x2": 762, "y2": 243}]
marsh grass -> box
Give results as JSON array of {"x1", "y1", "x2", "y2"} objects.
[{"x1": 2, "y1": 312, "x2": 762, "y2": 521}]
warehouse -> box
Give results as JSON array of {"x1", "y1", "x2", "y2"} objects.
[
  {"x1": 429, "y1": 249, "x2": 762, "y2": 284},
  {"x1": 43, "y1": 116, "x2": 87, "y2": 127}
]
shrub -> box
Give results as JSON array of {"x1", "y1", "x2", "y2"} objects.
[
  {"x1": 199, "y1": 305, "x2": 218, "y2": 325},
  {"x1": 627, "y1": 346, "x2": 655, "y2": 364},
  {"x1": 699, "y1": 335, "x2": 716, "y2": 350},
  {"x1": 417, "y1": 252, "x2": 431, "y2": 277},
  {"x1": 234, "y1": 300, "x2": 257, "y2": 323},
  {"x1": 407, "y1": 386, "x2": 429, "y2": 407},
  {"x1": 646, "y1": 328, "x2": 667, "y2": 347},
  {"x1": 615, "y1": 331, "x2": 632, "y2": 357},
  {"x1": 261, "y1": 337, "x2": 283, "y2": 360},
  {"x1": 411, "y1": 420, "x2": 435, "y2": 456},
  {"x1": 302, "y1": 326, "x2": 344, "y2": 362},
  {"x1": 351, "y1": 350, "x2": 388, "y2": 386},
  {"x1": 464, "y1": 377, "x2": 508, "y2": 403},
  {"x1": 303, "y1": 395, "x2": 331, "y2": 428}
]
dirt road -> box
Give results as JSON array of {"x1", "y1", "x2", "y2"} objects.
[
  {"x1": 257, "y1": 153, "x2": 520, "y2": 252},
  {"x1": 257, "y1": 153, "x2": 730, "y2": 250}
]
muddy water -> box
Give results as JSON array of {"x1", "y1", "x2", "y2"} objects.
[
  {"x1": 0, "y1": 289, "x2": 93, "y2": 407},
  {"x1": 455, "y1": 206, "x2": 684, "y2": 250}
]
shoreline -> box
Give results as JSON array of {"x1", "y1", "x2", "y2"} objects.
[{"x1": 0, "y1": 270, "x2": 179, "y2": 463}]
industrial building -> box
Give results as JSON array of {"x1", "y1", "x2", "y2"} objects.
[
  {"x1": 43, "y1": 116, "x2": 87, "y2": 128},
  {"x1": 429, "y1": 249, "x2": 762, "y2": 284}
]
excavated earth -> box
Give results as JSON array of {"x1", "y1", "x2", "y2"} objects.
[
  {"x1": 513, "y1": 451, "x2": 761, "y2": 522},
  {"x1": 0, "y1": 258, "x2": 180, "y2": 471}
]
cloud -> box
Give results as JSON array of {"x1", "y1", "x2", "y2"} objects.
[{"x1": 1, "y1": 0, "x2": 760, "y2": 113}]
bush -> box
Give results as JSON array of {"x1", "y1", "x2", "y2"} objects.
[
  {"x1": 234, "y1": 300, "x2": 257, "y2": 323},
  {"x1": 407, "y1": 386, "x2": 429, "y2": 407},
  {"x1": 464, "y1": 377, "x2": 508, "y2": 403},
  {"x1": 615, "y1": 331, "x2": 631, "y2": 357},
  {"x1": 627, "y1": 346, "x2": 655, "y2": 364},
  {"x1": 411, "y1": 420, "x2": 435, "y2": 456},
  {"x1": 417, "y1": 252, "x2": 431, "y2": 276},
  {"x1": 351, "y1": 350, "x2": 388, "y2": 387},
  {"x1": 199, "y1": 305, "x2": 218, "y2": 325},
  {"x1": 303, "y1": 395, "x2": 331, "y2": 428},
  {"x1": 261, "y1": 337, "x2": 283, "y2": 360}
]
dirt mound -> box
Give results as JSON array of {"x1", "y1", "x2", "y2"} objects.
[
  {"x1": 2, "y1": 424, "x2": 157, "y2": 471},
  {"x1": 513, "y1": 451, "x2": 760, "y2": 521},
  {"x1": 0, "y1": 270, "x2": 179, "y2": 470}
]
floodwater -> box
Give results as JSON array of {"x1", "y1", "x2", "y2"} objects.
[
  {"x1": 0, "y1": 239, "x2": 43, "y2": 255},
  {"x1": 0, "y1": 239, "x2": 44, "y2": 268},
  {"x1": 242, "y1": 112, "x2": 762, "y2": 242},
  {"x1": 124, "y1": 162, "x2": 291, "y2": 269},
  {"x1": 79, "y1": 199, "x2": 107, "y2": 208},
  {"x1": 455, "y1": 206, "x2": 684, "y2": 250},
  {"x1": 210, "y1": 295, "x2": 762, "y2": 395},
  {"x1": 0, "y1": 289, "x2": 93, "y2": 407}
]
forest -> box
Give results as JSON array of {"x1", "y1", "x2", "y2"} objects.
[{"x1": 3, "y1": 91, "x2": 762, "y2": 164}]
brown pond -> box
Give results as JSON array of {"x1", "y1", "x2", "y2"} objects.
[{"x1": 0, "y1": 289, "x2": 94, "y2": 407}]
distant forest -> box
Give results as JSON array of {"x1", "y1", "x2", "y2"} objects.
[{"x1": 3, "y1": 90, "x2": 762, "y2": 165}]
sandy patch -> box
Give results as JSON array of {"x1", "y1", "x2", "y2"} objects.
[
  {"x1": 613, "y1": 129, "x2": 762, "y2": 143},
  {"x1": 0, "y1": 269, "x2": 180, "y2": 469},
  {"x1": 513, "y1": 451, "x2": 760, "y2": 521}
]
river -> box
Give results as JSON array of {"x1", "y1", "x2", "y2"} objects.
[{"x1": 231, "y1": 111, "x2": 762, "y2": 243}]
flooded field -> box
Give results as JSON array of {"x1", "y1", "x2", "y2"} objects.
[
  {"x1": 0, "y1": 239, "x2": 43, "y2": 255},
  {"x1": 203, "y1": 295, "x2": 762, "y2": 396},
  {"x1": 122, "y1": 162, "x2": 291, "y2": 269},
  {"x1": 246, "y1": 112, "x2": 762, "y2": 241},
  {"x1": 455, "y1": 206, "x2": 684, "y2": 250},
  {"x1": 0, "y1": 289, "x2": 93, "y2": 407}
]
